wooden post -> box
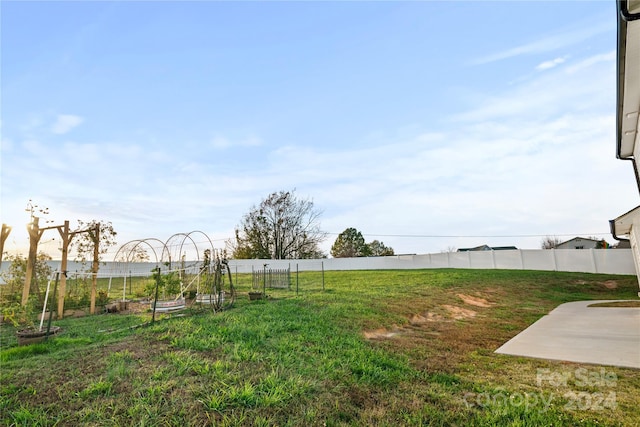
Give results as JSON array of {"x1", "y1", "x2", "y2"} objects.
[
  {"x1": 90, "y1": 223, "x2": 100, "y2": 314},
  {"x1": 22, "y1": 217, "x2": 46, "y2": 306},
  {"x1": 56, "y1": 221, "x2": 73, "y2": 318},
  {"x1": 0, "y1": 223, "x2": 11, "y2": 265}
]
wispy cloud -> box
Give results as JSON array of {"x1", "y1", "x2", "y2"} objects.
[
  {"x1": 453, "y1": 51, "x2": 615, "y2": 123},
  {"x1": 472, "y1": 20, "x2": 611, "y2": 65},
  {"x1": 536, "y1": 56, "x2": 567, "y2": 71},
  {"x1": 2, "y1": 45, "x2": 626, "y2": 257},
  {"x1": 51, "y1": 114, "x2": 84, "y2": 134},
  {"x1": 565, "y1": 51, "x2": 615, "y2": 74}
]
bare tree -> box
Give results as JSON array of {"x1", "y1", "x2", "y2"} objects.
[
  {"x1": 230, "y1": 190, "x2": 326, "y2": 259},
  {"x1": 541, "y1": 236, "x2": 562, "y2": 249}
]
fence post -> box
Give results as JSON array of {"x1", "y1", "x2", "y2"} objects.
[
  {"x1": 296, "y1": 264, "x2": 299, "y2": 296},
  {"x1": 322, "y1": 261, "x2": 325, "y2": 291},
  {"x1": 263, "y1": 264, "x2": 267, "y2": 296},
  {"x1": 152, "y1": 266, "x2": 160, "y2": 323}
]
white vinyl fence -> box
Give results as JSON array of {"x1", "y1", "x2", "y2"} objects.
[
  {"x1": 224, "y1": 249, "x2": 636, "y2": 275},
  {"x1": 0, "y1": 249, "x2": 636, "y2": 278}
]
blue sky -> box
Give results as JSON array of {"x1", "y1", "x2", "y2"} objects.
[{"x1": 1, "y1": 1, "x2": 636, "y2": 259}]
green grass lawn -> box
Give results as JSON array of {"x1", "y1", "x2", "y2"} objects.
[{"x1": 1, "y1": 269, "x2": 639, "y2": 426}]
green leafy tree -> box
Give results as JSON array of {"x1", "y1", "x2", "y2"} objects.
[
  {"x1": 71, "y1": 220, "x2": 117, "y2": 267},
  {"x1": 331, "y1": 229, "x2": 395, "y2": 257},
  {"x1": 69, "y1": 220, "x2": 117, "y2": 313},
  {"x1": 367, "y1": 240, "x2": 395, "y2": 256},
  {"x1": 331, "y1": 228, "x2": 371, "y2": 258},
  {"x1": 229, "y1": 190, "x2": 327, "y2": 259}
]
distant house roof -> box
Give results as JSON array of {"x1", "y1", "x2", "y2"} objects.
[
  {"x1": 614, "y1": 240, "x2": 631, "y2": 249},
  {"x1": 557, "y1": 237, "x2": 600, "y2": 245},
  {"x1": 458, "y1": 245, "x2": 517, "y2": 252},
  {"x1": 556, "y1": 237, "x2": 606, "y2": 249}
]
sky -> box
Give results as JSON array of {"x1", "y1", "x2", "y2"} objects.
[{"x1": 1, "y1": 0, "x2": 637, "y2": 260}]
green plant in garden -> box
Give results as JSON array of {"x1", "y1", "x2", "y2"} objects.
[
  {"x1": 95, "y1": 291, "x2": 109, "y2": 307},
  {"x1": 0, "y1": 252, "x2": 52, "y2": 306},
  {"x1": 145, "y1": 270, "x2": 182, "y2": 299},
  {"x1": 1, "y1": 303, "x2": 31, "y2": 327},
  {"x1": 0, "y1": 253, "x2": 54, "y2": 328}
]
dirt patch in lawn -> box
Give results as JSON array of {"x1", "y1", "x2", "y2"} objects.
[
  {"x1": 456, "y1": 294, "x2": 494, "y2": 308},
  {"x1": 363, "y1": 327, "x2": 403, "y2": 339},
  {"x1": 364, "y1": 305, "x2": 478, "y2": 340},
  {"x1": 409, "y1": 312, "x2": 445, "y2": 325},
  {"x1": 364, "y1": 290, "x2": 497, "y2": 341},
  {"x1": 570, "y1": 279, "x2": 621, "y2": 290},
  {"x1": 443, "y1": 305, "x2": 477, "y2": 320}
]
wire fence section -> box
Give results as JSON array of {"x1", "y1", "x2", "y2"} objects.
[
  {"x1": 251, "y1": 267, "x2": 291, "y2": 290},
  {"x1": 230, "y1": 261, "x2": 326, "y2": 295}
]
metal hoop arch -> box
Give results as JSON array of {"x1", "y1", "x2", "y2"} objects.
[
  {"x1": 185, "y1": 230, "x2": 215, "y2": 258},
  {"x1": 165, "y1": 232, "x2": 200, "y2": 267},
  {"x1": 163, "y1": 231, "x2": 216, "y2": 269},
  {"x1": 113, "y1": 238, "x2": 170, "y2": 267}
]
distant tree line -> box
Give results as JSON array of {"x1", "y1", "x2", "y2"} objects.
[{"x1": 330, "y1": 227, "x2": 394, "y2": 258}]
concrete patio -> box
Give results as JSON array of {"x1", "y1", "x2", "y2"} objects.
[{"x1": 495, "y1": 300, "x2": 640, "y2": 369}]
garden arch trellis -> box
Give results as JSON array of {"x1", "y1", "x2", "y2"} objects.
[
  {"x1": 114, "y1": 238, "x2": 170, "y2": 265},
  {"x1": 112, "y1": 238, "x2": 171, "y2": 307},
  {"x1": 112, "y1": 231, "x2": 233, "y2": 313}
]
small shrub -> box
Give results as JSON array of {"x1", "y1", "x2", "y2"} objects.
[{"x1": 146, "y1": 270, "x2": 182, "y2": 299}]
